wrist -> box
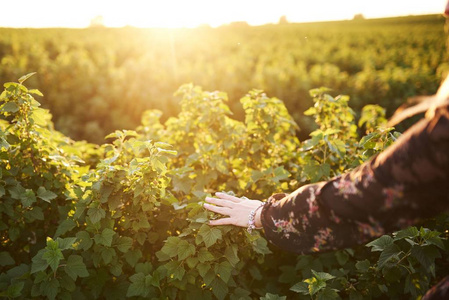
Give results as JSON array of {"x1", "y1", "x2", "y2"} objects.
[
  {"x1": 254, "y1": 207, "x2": 263, "y2": 228},
  {"x1": 247, "y1": 202, "x2": 265, "y2": 233}
]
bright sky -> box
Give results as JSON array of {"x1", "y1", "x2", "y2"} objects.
[{"x1": 0, "y1": 0, "x2": 446, "y2": 28}]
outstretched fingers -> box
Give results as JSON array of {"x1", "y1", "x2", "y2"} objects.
[
  {"x1": 209, "y1": 217, "x2": 234, "y2": 226},
  {"x1": 214, "y1": 192, "x2": 243, "y2": 203},
  {"x1": 203, "y1": 203, "x2": 231, "y2": 215},
  {"x1": 205, "y1": 196, "x2": 237, "y2": 208}
]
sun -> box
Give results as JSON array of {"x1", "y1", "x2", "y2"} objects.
[{"x1": 103, "y1": 1, "x2": 220, "y2": 28}]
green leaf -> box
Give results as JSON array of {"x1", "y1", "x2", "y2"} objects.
[
  {"x1": 8, "y1": 226, "x2": 20, "y2": 242},
  {"x1": 95, "y1": 228, "x2": 115, "y2": 247},
  {"x1": 317, "y1": 288, "x2": 339, "y2": 300},
  {"x1": 29, "y1": 88, "x2": 43, "y2": 96},
  {"x1": 272, "y1": 166, "x2": 290, "y2": 182},
  {"x1": 59, "y1": 275, "x2": 76, "y2": 292},
  {"x1": 157, "y1": 148, "x2": 177, "y2": 156},
  {"x1": 411, "y1": 245, "x2": 440, "y2": 271},
  {"x1": 110, "y1": 262, "x2": 123, "y2": 277},
  {"x1": 216, "y1": 261, "x2": 233, "y2": 283},
  {"x1": 102, "y1": 153, "x2": 119, "y2": 164},
  {"x1": 149, "y1": 271, "x2": 160, "y2": 288},
  {"x1": 9, "y1": 184, "x2": 25, "y2": 200},
  {"x1": 251, "y1": 235, "x2": 272, "y2": 254},
  {"x1": 31, "y1": 250, "x2": 48, "y2": 273},
  {"x1": 43, "y1": 248, "x2": 64, "y2": 272},
  {"x1": 312, "y1": 270, "x2": 335, "y2": 281},
  {"x1": 290, "y1": 282, "x2": 309, "y2": 295},
  {"x1": 88, "y1": 207, "x2": 106, "y2": 224},
  {"x1": 20, "y1": 189, "x2": 36, "y2": 207},
  {"x1": 18, "y1": 72, "x2": 36, "y2": 84},
  {"x1": 355, "y1": 259, "x2": 370, "y2": 272},
  {"x1": 101, "y1": 247, "x2": 116, "y2": 264},
  {"x1": 0, "y1": 251, "x2": 15, "y2": 266},
  {"x1": 378, "y1": 243, "x2": 401, "y2": 268},
  {"x1": 160, "y1": 236, "x2": 180, "y2": 258},
  {"x1": 177, "y1": 240, "x2": 196, "y2": 260},
  {"x1": 46, "y1": 237, "x2": 59, "y2": 250},
  {"x1": 203, "y1": 269, "x2": 215, "y2": 286},
  {"x1": 247, "y1": 265, "x2": 262, "y2": 281},
  {"x1": 99, "y1": 184, "x2": 114, "y2": 203},
  {"x1": 154, "y1": 141, "x2": 173, "y2": 148},
  {"x1": 198, "y1": 247, "x2": 215, "y2": 263},
  {"x1": 30, "y1": 98, "x2": 41, "y2": 107},
  {"x1": 198, "y1": 224, "x2": 222, "y2": 248},
  {"x1": 359, "y1": 133, "x2": 378, "y2": 149},
  {"x1": 164, "y1": 260, "x2": 185, "y2": 281},
  {"x1": 76, "y1": 231, "x2": 93, "y2": 250},
  {"x1": 41, "y1": 277, "x2": 60, "y2": 300},
  {"x1": 56, "y1": 237, "x2": 77, "y2": 250},
  {"x1": 305, "y1": 276, "x2": 326, "y2": 295},
  {"x1": 3, "y1": 82, "x2": 18, "y2": 90},
  {"x1": 393, "y1": 227, "x2": 419, "y2": 240},
  {"x1": 7, "y1": 281, "x2": 25, "y2": 298},
  {"x1": 421, "y1": 230, "x2": 445, "y2": 249},
  {"x1": 366, "y1": 235, "x2": 393, "y2": 252},
  {"x1": 335, "y1": 251, "x2": 349, "y2": 266},
  {"x1": 55, "y1": 219, "x2": 76, "y2": 237},
  {"x1": 425, "y1": 236, "x2": 445, "y2": 250},
  {"x1": 24, "y1": 206, "x2": 44, "y2": 221},
  {"x1": 197, "y1": 262, "x2": 211, "y2": 278},
  {"x1": 3, "y1": 265, "x2": 29, "y2": 282},
  {"x1": 304, "y1": 107, "x2": 317, "y2": 116},
  {"x1": 31, "y1": 108, "x2": 49, "y2": 126},
  {"x1": 260, "y1": 293, "x2": 287, "y2": 300},
  {"x1": 155, "y1": 249, "x2": 170, "y2": 262},
  {"x1": 328, "y1": 139, "x2": 346, "y2": 157},
  {"x1": 125, "y1": 249, "x2": 142, "y2": 267},
  {"x1": 116, "y1": 236, "x2": 133, "y2": 253},
  {"x1": 231, "y1": 287, "x2": 251, "y2": 300},
  {"x1": 144, "y1": 274, "x2": 155, "y2": 291},
  {"x1": 37, "y1": 186, "x2": 57, "y2": 203},
  {"x1": 304, "y1": 161, "x2": 331, "y2": 182},
  {"x1": 137, "y1": 213, "x2": 155, "y2": 231},
  {"x1": 302, "y1": 135, "x2": 321, "y2": 150},
  {"x1": 210, "y1": 278, "x2": 229, "y2": 300},
  {"x1": 184, "y1": 257, "x2": 197, "y2": 270},
  {"x1": 172, "y1": 176, "x2": 194, "y2": 194},
  {"x1": 126, "y1": 273, "x2": 147, "y2": 297},
  {"x1": 224, "y1": 245, "x2": 239, "y2": 266},
  {"x1": 65, "y1": 255, "x2": 89, "y2": 280},
  {"x1": 1, "y1": 102, "x2": 19, "y2": 113}
]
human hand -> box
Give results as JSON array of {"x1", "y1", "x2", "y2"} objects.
[{"x1": 204, "y1": 192, "x2": 264, "y2": 228}]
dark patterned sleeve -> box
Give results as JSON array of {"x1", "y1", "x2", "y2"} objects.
[{"x1": 260, "y1": 104, "x2": 449, "y2": 254}]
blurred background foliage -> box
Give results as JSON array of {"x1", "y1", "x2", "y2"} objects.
[{"x1": 0, "y1": 14, "x2": 447, "y2": 143}]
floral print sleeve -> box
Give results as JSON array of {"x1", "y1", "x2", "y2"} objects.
[{"x1": 260, "y1": 104, "x2": 449, "y2": 254}]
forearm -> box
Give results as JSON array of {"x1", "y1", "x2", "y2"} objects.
[{"x1": 260, "y1": 104, "x2": 449, "y2": 254}]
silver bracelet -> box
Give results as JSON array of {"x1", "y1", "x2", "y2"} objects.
[{"x1": 247, "y1": 202, "x2": 265, "y2": 234}]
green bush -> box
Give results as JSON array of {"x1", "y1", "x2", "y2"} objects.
[
  {"x1": 0, "y1": 74, "x2": 447, "y2": 299},
  {"x1": 0, "y1": 15, "x2": 445, "y2": 143}
]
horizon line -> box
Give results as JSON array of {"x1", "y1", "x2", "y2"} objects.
[{"x1": 0, "y1": 13, "x2": 443, "y2": 30}]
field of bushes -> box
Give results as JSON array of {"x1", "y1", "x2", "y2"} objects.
[
  {"x1": 1, "y1": 14, "x2": 448, "y2": 299},
  {"x1": 0, "y1": 14, "x2": 446, "y2": 143}
]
